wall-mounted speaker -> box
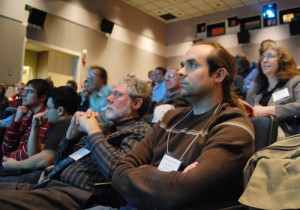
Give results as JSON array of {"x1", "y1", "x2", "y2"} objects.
[
  {"x1": 28, "y1": 8, "x2": 47, "y2": 28},
  {"x1": 237, "y1": 30, "x2": 250, "y2": 44},
  {"x1": 289, "y1": 20, "x2": 300, "y2": 36},
  {"x1": 101, "y1": 19, "x2": 114, "y2": 34}
]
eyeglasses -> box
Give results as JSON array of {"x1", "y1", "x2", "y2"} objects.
[
  {"x1": 260, "y1": 53, "x2": 277, "y2": 60},
  {"x1": 110, "y1": 91, "x2": 127, "y2": 99},
  {"x1": 165, "y1": 73, "x2": 176, "y2": 79},
  {"x1": 23, "y1": 88, "x2": 36, "y2": 95},
  {"x1": 87, "y1": 72, "x2": 98, "y2": 78}
]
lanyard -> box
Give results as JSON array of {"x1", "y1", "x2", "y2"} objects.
[{"x1": 166, "y1": 102, "x2": 222, "y2": 161}]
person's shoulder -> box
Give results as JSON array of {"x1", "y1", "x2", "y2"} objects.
[
  {"x1": 288, "y1": 75, "x2": 300, "y2": 84},
  {"x1": 102, "y1": 85, "x2": 111, "y2": 95},
  {"x1": 218, "y1": 103, "x2": 253, "y2": 126},
  {"x1": 160, "y1": 107, "x2": 192, "y2": 122},
  {"x1": 126, "y1": 119, "x2": 152, "y2": 134}
]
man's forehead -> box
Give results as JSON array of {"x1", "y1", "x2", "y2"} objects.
[
  {"x1": 183, "y1": 44, "x2": 213, "y2": 60},
  {"x1": 25, "y1": 85, "x2": 36, "y2": 90},
  {"x1": 113, "y1": 83, "x2": 128, "y2": 92}
]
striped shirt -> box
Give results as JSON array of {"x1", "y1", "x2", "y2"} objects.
[
  {"x1": 2, "y1": 106, "x2": 51, "y2": 160},
  {"x1": 55, "y1": 118, "x2": 150, "y2": 195}
]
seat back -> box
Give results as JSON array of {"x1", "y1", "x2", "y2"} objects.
[{"x1": 250, "y1": 115, "x2": 278, "y2": 151}]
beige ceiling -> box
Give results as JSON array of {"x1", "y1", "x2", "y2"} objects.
[{"x1": 122, "y1": 0, "x2": 273, "y2": 23}]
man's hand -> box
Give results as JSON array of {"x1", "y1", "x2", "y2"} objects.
[
  {"x1": 252, "y1": 105, "x2": 275, "y2": 117},
  {"x1": 77, "y1": 109, "x2": 101, "y2": 136},
  {"x1": 2, "y1": 157, "x2": 19, "y2": 169},
  {"x1": 14, "y1": 106, "x2": 30, "y2": 122},
  {"x1": 66, "y1": 112, "x2": 84, "y2": 140},
  {"x1": 32, "y1": 112, "x2": 47, "y2": 128},
  {"x1": 182, "y1": 162, "x2": 198, "y2": 173}
]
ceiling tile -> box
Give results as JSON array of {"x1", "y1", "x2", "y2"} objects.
[
  {"x1": 230, "y1": 3, "x2": 245, "y2": 9},
  {"x1": 164, "y1": 5, "x2": 181, "y2": 13},
  {"x1": 149, "y1": 8, "x2": 169, "y2": 16},
  {"x1": 188, "y1": 0, "x2": 207, "y2": 7},
  {"x1": 166, "y1": 0, "x2": 187, "y2": 4},
  {"x1": 140, "y1": 3, "x2": 159, "y2": 11},
  {"x1": 184, "y1": 7, "x2": 202, "y2": 15},
  {"x1": 126, "y1": 0, "x2": 149, "y2": 6},
  {"x1": 175, "y1": 2, "x2": 194, "y2": 10},
  {"x1": 153, "y1": 0, "x2": 171, "y2": 7},
  {"x1": 197, "y1": 4, "x2": 215, "y2": 11}
]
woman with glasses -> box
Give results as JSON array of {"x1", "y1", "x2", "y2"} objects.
[{"x1": 246, "y1": 39, "x2": 300, "y2": 138}]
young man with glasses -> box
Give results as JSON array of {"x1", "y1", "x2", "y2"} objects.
[
  {"x1": 0, "y1": 76, "x2": 152, "y2": 209},
  {"x1": 1, "y1": 79, "x2": 53, "y2": 162},
  {"x1": 1, "y1": 87, "x2": 78, "y2": 183}
]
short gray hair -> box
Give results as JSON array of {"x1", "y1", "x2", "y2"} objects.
[{"x1": 119, "y1": 75, "x2": 152, "y2": 117}]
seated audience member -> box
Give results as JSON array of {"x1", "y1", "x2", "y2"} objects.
[
  {"x1": 0, "y1": 83, "x2": 9, "y2": 112},
  {"x1": 147, "y1": 69, "x2": 155, "y2": 89},
  {"x1": 235, "y1": 53, "x2": 258, "y2": 93},
  {"x1": 78, "y1": 80, "x2": 90, "y2": 112},
  {"x1": 246, "y1": 39, "x2": 300, "y2": 138},
  {"x1": 0, "y1": 87, "x2": 78, "y2": 183},
  {"x1": 151, "y1": 66, "x2": 167, "y2": 102},
  {"x1": 148, "y1": 67, "x2": 190, "y2": 123},
  {"x1": 0, "y1": 82, "x2": 25, "y2": 127},
  {"x1": 66, "y1": 79, "x2": 78, "y2": 92},
  {"x1": 9, "y1": 82, "x2": 25, "y2": 109},
  {"x1": 88, "y1": 66, "x2": 111, "y2": 114},
  {"x1": 1, "y1": 79, "x2": 52, "y2": 161},
  {"x1": 0, "y1": 76, "x2": 151, "y2": 209},
  {"x1": 112, "y1": 41, "x2": 254, "y2": 209}
]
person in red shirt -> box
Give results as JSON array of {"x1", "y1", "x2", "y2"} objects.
[{"x1": 1, "y1": 79, "x2": 53, "y2": 161}]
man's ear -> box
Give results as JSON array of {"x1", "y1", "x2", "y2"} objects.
[
  {"x1": 40, "y1": 95, "x2": 47, "y2": 103},
  {"x1": 213, "y1": 68, "x2": 227, "y2": 83},
  {"x1": 57, "y1": 106, "x2": 65, "y2": 116},
  {"x1": 131, "y1": 98, "x2": 143, "y2": 110}
]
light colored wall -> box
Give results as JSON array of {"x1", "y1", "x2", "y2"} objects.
[
  {"x1": 0, "y1": 0, "x2": 167, "y2": 87},
  {"x1": 24, "y1": 50, "x2": 37, "y2": 78}
]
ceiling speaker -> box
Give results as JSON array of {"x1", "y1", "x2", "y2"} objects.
[
  {"x1": 28, "y1": 8, "x2": 47, "y2": 28},
  {"x1": 101, "y1": 19, "x2": 114, "y2": 34},
  {"x1": 237, "y1": 30, "x2": 250, "y2": 44},
  {"x1": 289, "y1": 20, "x2": 300, "y2": 36}
]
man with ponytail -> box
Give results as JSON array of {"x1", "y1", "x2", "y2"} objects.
[{"x1": 112, "y1": 41, "x2": 255, "y2": 209}]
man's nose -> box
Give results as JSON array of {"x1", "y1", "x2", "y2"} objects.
[
  {"x1": 107, "y1": 94, "x2": 114, "y2": 103},
  {"x1": 178, "y1": 67, "x2": 187, "y2": 78}
]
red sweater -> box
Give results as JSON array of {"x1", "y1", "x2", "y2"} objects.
[{"x1": 2, "y1": 106, "x2": 51, "y2": 160}]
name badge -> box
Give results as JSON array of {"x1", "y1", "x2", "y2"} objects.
[
  {"x1": 158, "y1": 154, "x2": 182, "y2": 172},
  {"x1": 69, "y1": 148, "x2": 90, "y2": 161},
  {"x1": 272, "y1": 88, "x2": 289, "y2": 102}
]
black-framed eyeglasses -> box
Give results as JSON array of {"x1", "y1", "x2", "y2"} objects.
[{"x1": 23, "y1": 88, "x2": 36, "y2": 95}]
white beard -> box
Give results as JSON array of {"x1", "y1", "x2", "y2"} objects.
[{"x1": 106, "y1": 100, "x2": 132, "y2": 122}]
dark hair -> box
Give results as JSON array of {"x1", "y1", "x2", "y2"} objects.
[
  {"x1": 66, "y1": 80, "x2": 78, "y2": 92},
  {"x1": 26, "y1": 79, "x2": 53, "y2": 102},
  {"x1": 89, "y1": 66, "x2": 108, "y2": 85},
  {"x1": 195, "y1": 40, "x2": 244, "y2": 111},
  {"x1": 256, "y1": 39, "x2": 300, "y2": 92},
  {"x1": 0, "y1": 83, "x2": 6, "y2": 95},
  {"x1": 235, "y1": 53, "x2": 250, "y2": 73},
  {"x1": 155, "y1": 67, "x2": 167, "y2": 76},
  {"x1": 48, "y1": 86, "x2": 78, "y2": 115}
]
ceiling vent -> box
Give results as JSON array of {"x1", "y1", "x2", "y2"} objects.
[{"x1": 160, "y1": 13, "x2": 177, "y2": 21}]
